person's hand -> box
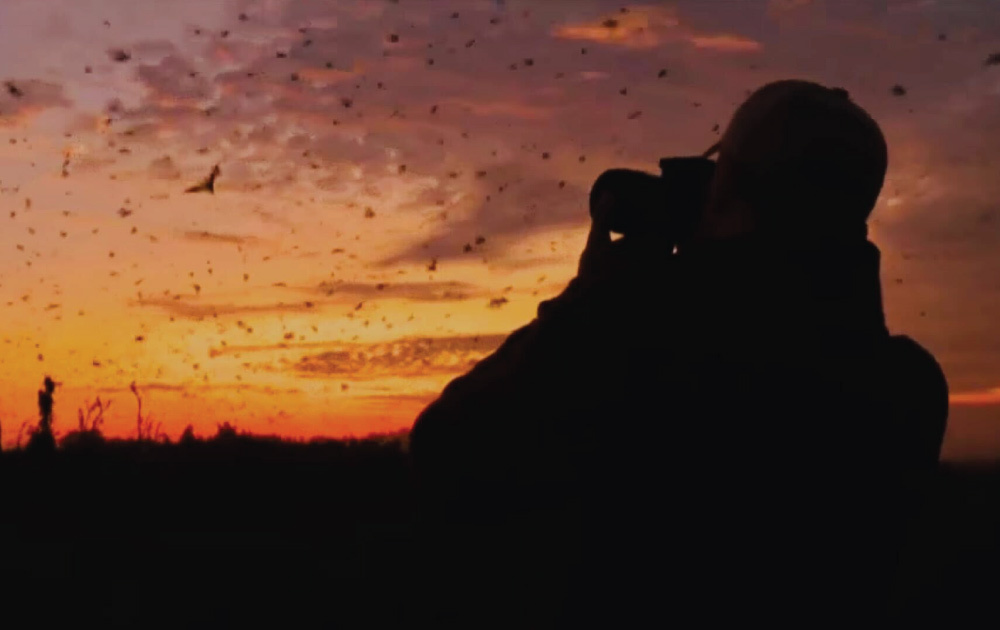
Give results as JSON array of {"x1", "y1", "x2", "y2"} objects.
[
  {"x1": 535, "y1": 194, "x2": 615, "y2": 321},
  {"x1": 578, "y1": 190, "x2": 616, "y2": 280},
  {"x1": 578, "y1": 200, "x2": 639, "y2": 289}
]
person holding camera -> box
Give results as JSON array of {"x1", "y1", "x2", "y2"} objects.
[{"x1": 409, "y1": 80, "x2": 948, "y2": 626}]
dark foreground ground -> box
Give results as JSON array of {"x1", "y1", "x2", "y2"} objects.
[{"x1": 1, "y1": 434, "x2": 999, "y2": 627}]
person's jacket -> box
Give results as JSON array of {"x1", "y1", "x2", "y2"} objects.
[{"x1": 409, "y1": 235, "x2": 947, "y2": 626}]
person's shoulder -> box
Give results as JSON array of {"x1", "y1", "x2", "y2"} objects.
[
  {"x1": 883, "y1": 334, "x2": 949, "y2": 428},
  {"x1": 884, "y1": 335, "x2": 947, "y2": 390}
]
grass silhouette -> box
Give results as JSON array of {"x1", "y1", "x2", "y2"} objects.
[{"x1": 1, "y1": 424, "x2": 416, "y2": 627}]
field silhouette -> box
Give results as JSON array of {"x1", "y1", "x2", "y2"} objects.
[
  {"x1": 2, "y1": 427, "x2": 416, "y2": 627},
  {"x1": 1, "y1": 426, "x2": 999, "y2": 627}
]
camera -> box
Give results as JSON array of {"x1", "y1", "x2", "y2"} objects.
[{"x1": 588, "y1": 156, "x2": 716, "y2": 249}]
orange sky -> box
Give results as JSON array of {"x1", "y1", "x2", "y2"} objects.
[{"x1": 1, "y1": 0, "x2": 999, "y2": 459}]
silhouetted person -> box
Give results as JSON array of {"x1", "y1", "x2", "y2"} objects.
[
  {"x1": 38, "y1": 377, "x2": 55, "y2": 431},
  {"x1": 27, "y1": 376, "x2": 57, "y2": 453},
  {"x1": 410, "y1": 80, "x2": 947, "y2": 626}
]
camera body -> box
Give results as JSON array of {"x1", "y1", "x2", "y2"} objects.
[{"x1": 588, "y1": 157, "x2": 716, "y2": 248}]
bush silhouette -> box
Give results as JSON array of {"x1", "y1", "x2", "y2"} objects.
[{"x1": 215, "y1": 422, "x2": 238, "y2": 441}]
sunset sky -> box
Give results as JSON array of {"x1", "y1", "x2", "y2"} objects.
[{"x1": 0, "y1": 0, "x2": 998, "y2": 458}]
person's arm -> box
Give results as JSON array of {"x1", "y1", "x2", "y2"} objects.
[
  {"x1": 410, "y1": 274, "x2": 626, "y2": 507},
  {"x1": 885, "y1": 335, "x2": 948, "y2": 477}
]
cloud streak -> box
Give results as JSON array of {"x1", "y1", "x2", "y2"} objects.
[
  {"x1": 688, "y1": 34, "x2": 763, "y2": 53},
  {"x1": 0, "y1": 79, "x2": 71, "y2": 126},
  {"x1": 96, "y1": 382, "x2": 302, "y2": 395},
  {"x1": 134, "y1": 280, "x2": 487, "y2": 321},
  {"x1": 133, "y1": 297, "x2": 317, "y2": 319},
  {"x1": 382, "y1": 162, "x2": 591, "y2": 264},
  {"x1": 293, "y1": 334, "x2": 508, "y2": 380},
  {"x1": 950, "y1": 387, "x2": 1000, "y2": 406},
  {"x1": 551, "y1": 5, "x2": 762, "y2": 53},
  {"x1": 202, "y1": 333, "x2": 509, "y2": 380},
  {"x1": 551, "y1": 6, "x2": 682, "y2": 49},
  {"x1": 181, "y1": 230, "x2": 261, "y2": 246},
  {"x1": 307, "y1": 280, "x2": 485, "y2": 301}
]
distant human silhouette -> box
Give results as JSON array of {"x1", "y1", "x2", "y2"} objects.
[
  {"x1": 28, "y1": 376, "x2": 58, "y2": 453},
  {"x1": 38, "y1": 376, "x2": 55, "y2": 431},
  {"x1": 410, "y1": 80, "x2": 948, "y2": 626}
]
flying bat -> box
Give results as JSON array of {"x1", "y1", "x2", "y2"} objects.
[{"x1": 185, "y1": 164, "x2": 220, "y2": 194}]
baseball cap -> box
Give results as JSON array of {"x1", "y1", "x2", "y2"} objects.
[{"x1": 713, "y1": 80, "x2": 888, "y2": 235}]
